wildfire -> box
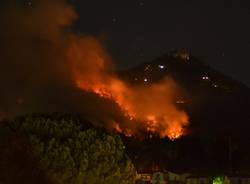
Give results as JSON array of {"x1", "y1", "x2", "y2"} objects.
[
  {"x1": 68, "y1": 37, "x2": 188, "y2": 140},
  {"x1": 0, "y1": 0, "x2": 188, "y2": 141},
  {"x1": 163, "y1": 122, "x2": 184, "y2": 140}
]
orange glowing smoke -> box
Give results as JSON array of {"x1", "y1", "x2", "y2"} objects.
[
  {"x1": 67, "y1": 37, "x2": 188, "y2": 140},
  {"x1": 0, "y1": 0, "x2": 188, "y2": 140}
]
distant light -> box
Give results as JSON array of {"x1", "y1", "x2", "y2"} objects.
[
  {"x1": 144, "y1": 65, "x2": 151, "y2": 71},
  {"x1": 134, "y1": 77, "x2": 138, "y2": 81},
  {"x1": 139, "y1": 2, "x2": 144, "y2": 6},
  {"x1": 27, "y1": 1, "x2": 32, "y2": 6},
  {"x1": 144, "y1": 78, "x2": 148, "y2": 82},
  {"x1": 17, "y1": 97, "x2": 24, "y2": 105},
  {"x1": 158, "y1": 65, "x2": 165, "y2": 69},
  {"x1": 112, "y1": 17, "x2": 117, "y2": 23},
  {"x1": 202, "y1": 76, "x2": 209, "y2": 80},
  {"x1": 176, "y1": 100, "x2": 185, "y2": 104},
  {"x1": 174, "y1": 51, "x2": 190, "y2": 61}
]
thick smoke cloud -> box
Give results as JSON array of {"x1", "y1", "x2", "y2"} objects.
[
  {"x1": 0, "y1": 0, "x2": 188, "y2": 138},
  {"x1": 0, "y1": 0, "x2": 121, "y2": 121}
]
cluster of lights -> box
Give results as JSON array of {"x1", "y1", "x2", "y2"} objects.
[
  {"x1": 139, "y1": 64, "x2": 221, "y2": 92},
  {"x1": 202, "y1": 76, "x2": 209, "y2": 80},
  {"x1": 134, "y1": 64, "x2": 167, "y2": 84},
  {"x1": 133, "y1": 77, "x2": 149, "y2": 83},
  {"x1": 202, "y1": 76, "x2": 221, "y2": 89}
]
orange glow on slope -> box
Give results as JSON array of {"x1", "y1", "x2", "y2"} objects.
[{"x1": 68, "y1": 37, "x2": 188, "y2": 140}]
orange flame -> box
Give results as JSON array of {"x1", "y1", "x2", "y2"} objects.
[{"x1": 68, "y1": 37, "x2": 188, "y2": 140}]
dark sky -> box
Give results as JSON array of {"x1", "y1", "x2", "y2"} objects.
[{"x1": 67, "y1": 0, "x2": 250, "y2": 87}]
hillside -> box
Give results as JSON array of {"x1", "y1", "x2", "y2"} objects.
[
  {"x1": 119, "y1": 51, "x2": 250, "y2": 173},
  {"x1": 120, "y1": 50, "x2": 250, "y2": 138}
]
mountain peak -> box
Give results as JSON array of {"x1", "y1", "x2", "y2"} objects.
[
  {"x1": 120, "y1": 51, "x2": 250, "y2": 138},
  {"x1": 121, "y1": 50, "x2": 249, "y2": 94}
]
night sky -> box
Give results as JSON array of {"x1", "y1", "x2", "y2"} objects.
[{"x1": 67, "y1": 0, "x2": 250, "y2": 87}]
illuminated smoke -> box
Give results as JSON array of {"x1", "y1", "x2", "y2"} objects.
[
  {"x1": 68, "y1": 37, "x2": 188, "y2": 139},
  {"x1": 0, "y1": 0, "x2": 188, "y2": 140}
]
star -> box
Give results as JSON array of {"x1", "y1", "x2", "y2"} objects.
[
  {"x1": 112, "y1": 17, "x2": 117, "y2": 23},
  {"x1": 27, "y1": 1, "x2": 32, "y2": 6},
  {"x1": 139, "y1": 52, "x2": 144, "y2": 57},
  {"x1": 139, "y1": 1, "x2": 145, "y2": 6},
  {"x1": 139, "y1": 2, "x2": 144, "y2": 6}
]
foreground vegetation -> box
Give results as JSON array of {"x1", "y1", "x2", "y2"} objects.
[{"x1": 0, "y1": 114, "x2": 136, "y2": 184}]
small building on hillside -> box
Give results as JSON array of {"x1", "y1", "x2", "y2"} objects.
[
  {"x1": 136, "y1": 172, "x2": 152, "y2": 184},
  {"x1": 136, "y1": 170, "x2": 186, "y2": 184},
  {"x1": 136, "y1": 165, "x2": 250, "y2": 184}
]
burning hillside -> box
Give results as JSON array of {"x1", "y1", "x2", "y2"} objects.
[{"x1": 0, "y1": 0, "x2": 188, "y2": 140}]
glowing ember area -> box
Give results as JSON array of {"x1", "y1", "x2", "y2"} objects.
[{"x1": 68, "y1": 37, "x2": 188, "y2": 140}]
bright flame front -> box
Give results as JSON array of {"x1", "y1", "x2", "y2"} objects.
[{"x1": 68, "y1": 37, "x2": 189, "y2": 140}]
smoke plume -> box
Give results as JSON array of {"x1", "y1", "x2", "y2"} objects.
[{"x1": 0, "y1": 0, "x2": 188, "y2": 139}]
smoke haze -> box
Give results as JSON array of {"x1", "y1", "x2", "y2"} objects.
[{"x1": 0, "y1": 0, "x2": 188, "y2": 139}]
